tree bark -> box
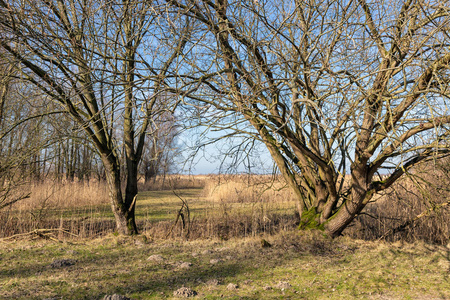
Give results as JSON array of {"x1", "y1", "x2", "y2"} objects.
[{"x1": 102, "y1": 153, "x2": 138, "y2": 235}]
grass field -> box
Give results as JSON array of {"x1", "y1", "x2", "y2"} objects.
[
  {"x1": 1, "y1": 230, "x2": 449, "y2": 299},
  {"x1": 0, "y1": 177, "x2": 299, "y2": 240},
  {"x1": 0, "y1": 176, "x2": 449, "y2": 299}
]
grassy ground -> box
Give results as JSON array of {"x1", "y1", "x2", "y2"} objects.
[
  {"x1": 136, "y1": 189, "x2": 211, "y2": 222},
  {"x1": 1, "y1": 231, "x2": 449, "y2": 300},
  {"x1": 1, "y1": 181, "x2": 449, "y2": 299}
]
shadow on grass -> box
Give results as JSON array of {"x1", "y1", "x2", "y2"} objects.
[
  {"x1": 2, "y1": 232, "x2": 449, "y2": 300},
  {"x1": 1, "y1": 241, "x2": 257, "y2": 299},
  {"x1": 97, "y1": 262, "x2": 247, "y2": 299}
]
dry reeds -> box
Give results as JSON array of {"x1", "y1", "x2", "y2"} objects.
[
  {"x1": 16, "y1": 179, "x2": 109, "y2": 210},
  {"x1": 346, "y1": 160, "x2": 450, "y2": 245},
  {"x1": 1, "y1": 168, "x2": 448, "y2": 245},
  {"x1": 138, "y1": 174, "x2": 207, "y2": 191},
  {"x1": 0, "y1": 179, "x2": 110, "y2": 238}
]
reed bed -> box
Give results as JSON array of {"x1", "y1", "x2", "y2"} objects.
[
  {"x1": 347, "y1": 162, "x2": 450, "y2": 244},
  {"x1": 0, "y1": 180, "x2": 111, "y2": 238},
  {"x1": 0, "y1": 169, "x2": 448, "y2": 244}
]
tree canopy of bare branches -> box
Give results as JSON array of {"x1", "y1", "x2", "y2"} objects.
[
  {"x1": 166, "y1": 0, "x2": 450, "y2": 236},
  {"x1": 0, "y1": 0, "x2": 188, "y2": 234},
  {"x1": 1, "y1": 0, "x2": 449, "y2": 237}
]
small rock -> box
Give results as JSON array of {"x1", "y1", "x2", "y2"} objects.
[
  {"x1": 191, "y1": 252, "x2": 199, "y2": 257},
  {"x1": 216, "y1": 247, "x2": 230, "y2": 252},
  {"x1": 178, "y1": 262, "x2": 193, "y2": 269},
  {"x1": 102, "y1": 294, "x2": 132, "y2": 300},
  {"x1": 210, "y1": 258, "x2": 222, "y2": 264},
  {"x1": 173, "y1": 287, "x2": 197, "y2": 297},
  {"x1": 147, "y1": 254, "x2": 164, "y2": 262},
  {"x1": 202, "y1": 249, "x2": 213, "y2": 255},
  {"x1": 276, "y1": 281, "x2": 292, "y2": 289},
  {"x1": 134, "y1": 240, "x2": 145, "y2": 246},
  {"x1": 133, "y1": 235, "x2": 148, "y2": 246},
  {"x1": 50, "y1": 259, "x2": 76, "y2": 268},
  {"x1": 206, "y1": 279, "x2": 221, "y2": 286},
  {"x1": 227, "y1": 283, "x2": 238, "y2": 290}
]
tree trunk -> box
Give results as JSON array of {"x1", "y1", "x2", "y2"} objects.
[
  {"x1": 323, "y1": 197, "x2": 364, "y2": 237},
  {"x1": 296, "y1": 162, "x2": 375, "y2": 237},
  {"x1": 324, "y1": 165, "x2": 373, "y2": 237},
  {"x1": 144, "y1": 160, "x2": 158, "y2": 184},
  {"x1": 124, "y1": 158, "x2": 139, "y2": 233},
  {"x1": 102, "y1": 153, "x2": 138, "y2": 235}
]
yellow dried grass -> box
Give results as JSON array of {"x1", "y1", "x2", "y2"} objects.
[{"x1": 12, "y1": 179, "x2": 109, "y2": 211}]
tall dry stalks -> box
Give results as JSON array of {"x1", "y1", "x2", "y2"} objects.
[
  {"x1": 0, "y1": 179, "x2": 110, "y2": 238},
  {"x1": 346, "y1": 160, "x2": 450, "y2": 244},
  {"x1": 138, "y1": 174, "x2": 207, "y2": 191}
]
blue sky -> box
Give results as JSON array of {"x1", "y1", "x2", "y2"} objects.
[{"x1": 178, "y1": 128, "x2": 275, "y2": 175}]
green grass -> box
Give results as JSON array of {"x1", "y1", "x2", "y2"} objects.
[
  {"x1": 136, "y1": 189, "x2": 210, "y2": 221},
  {"x1": 1, "y1": 231, "x2": 449, "y2": 299}
]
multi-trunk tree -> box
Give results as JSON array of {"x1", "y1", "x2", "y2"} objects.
[
  {"x1": 0, "y1": 0, "x2": 188, "y2": 234},
  {"x1": 167, "y1": 0, "x2": 450, "y2": 237},
  {"x1": 2, "y1": 0, "x2": 449, "y2": 238}
]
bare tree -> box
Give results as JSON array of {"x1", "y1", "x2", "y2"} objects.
[
  {"x1": 0, "y1": 0, "x2": 189, "y2": 234},
  {"x1": 0, "y1": 54, "x2": 26, "y2": 209},
  {"x1": 167, "y1": 0, "x2": 450, "y2": 237},
  {"x1": 141, "y1": 108, "x2": 180, "y2": 185},
  {"x1": 0, "y1": 56, "x2": 44, "y2": 209}
]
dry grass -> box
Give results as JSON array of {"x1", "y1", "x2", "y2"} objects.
[
  {"x1": 16, "y1": 179, "x2": 109, "y2": 210},
  {"x1": 0, "y1": 169, "x2": 449, "y2": 245},
  {"x1": 347, "y1": 161, "x2": 450, "y2": 245},
  {"x1": 138, "y1": 175, "x2": 299, "y2": 240},
  {"x1": 0, "y1": 180, "x2": 111, "y2": 238},
  {"x1": 0, "y1": 175, "x2": 300, "y2": 240},
  {"x1": 202, "y1": 174, "x2": 294, "y2": 203},
  {"x1": 1, "y1": 170, "x2": 448, "y2": 299},
  {"x1": 138, "y1": 174, "x2": 207, "y2": 191}
]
